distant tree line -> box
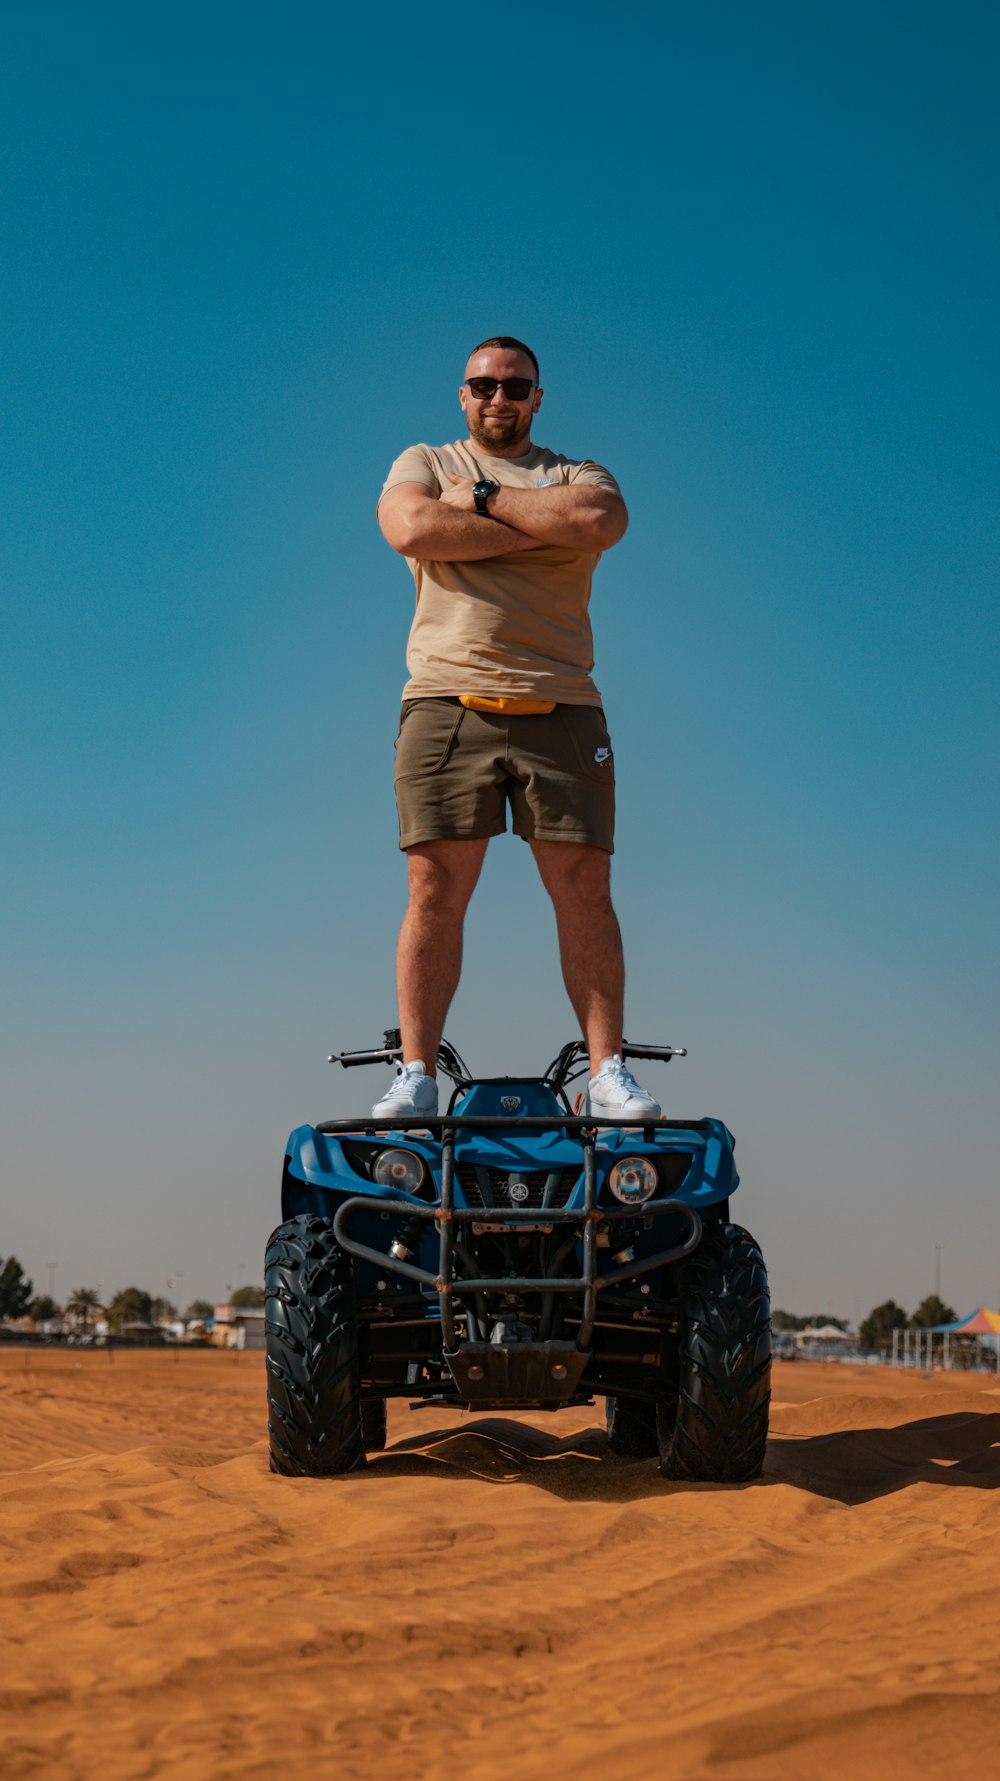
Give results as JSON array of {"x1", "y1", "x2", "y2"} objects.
[
  {"x1": 772, "y1": 1310, "x2": 849, "y2": 1331},
  {"x1": 858, "y1": 1295, "x2": 958, "y2": 1350},
  {"x1": 1, "y1": 1255, "x2": 266, "y2": 1330},
  {"x1": 772, "y1": 1298, "x2": 967, "y2": 1349}
]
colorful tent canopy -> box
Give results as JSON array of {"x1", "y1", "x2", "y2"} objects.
[{"x1": 926, "y1": 1307, "x2": 1000, "y2": 1334}]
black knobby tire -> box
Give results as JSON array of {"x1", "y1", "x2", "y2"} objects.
[
  {"x1": 606, "y1": 1395, "x2": 658, "y2": 1458},
  {"x1": 265, "y1": 1214, "x2": 365, "y2": 1477},
  {"x1": 658, "y1": 1221, "x2": 771, "y2": 1483},
  {"x1": 361, "y1": 1398, "x2": 387, "y2": 1454}
]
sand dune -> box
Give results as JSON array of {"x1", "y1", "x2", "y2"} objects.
[{"x1": 1, "y1": 1351, "x2": 998, "y2": 1778}]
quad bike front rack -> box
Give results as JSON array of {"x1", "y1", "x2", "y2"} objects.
[{"x1": 320, "y1": 1116, "x2": 704, "y2": 1384}]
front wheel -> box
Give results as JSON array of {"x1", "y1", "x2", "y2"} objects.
[
  {"x1": 658, "y1": 1221, "x2": 771, "y2": 1483},
  {"x1": 265, "y1": 1214, "x2": 365, "y2": 1477}
]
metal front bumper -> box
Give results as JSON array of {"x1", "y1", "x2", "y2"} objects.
[{"x1": 329, "y1": 1118, "x2": 703, "y2": 1354}]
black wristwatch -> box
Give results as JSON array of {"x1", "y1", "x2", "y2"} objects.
[{"x1": 472, "y1": 478, "x2": 499, "y2": 515}]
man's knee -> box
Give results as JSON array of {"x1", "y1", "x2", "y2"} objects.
[
  {"x1": 532, "y1": 840, "x2": 613, "y2": 907},
  {"x1": 406, "y1": 841, "x2": 485, "y2": 916}
]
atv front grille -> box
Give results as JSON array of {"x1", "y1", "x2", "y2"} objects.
[{"x1": 456, "y1": 1164, "x2": 580, "y2": 1210}]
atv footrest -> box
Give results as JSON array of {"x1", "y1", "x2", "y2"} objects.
[{"x1": 444, "y1": 1339, "x2": 589, "y2": 1404}]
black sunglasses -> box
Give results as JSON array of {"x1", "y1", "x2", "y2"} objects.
[{"x1": 465, "y1": 376, "x2": 536, "y2": 402}]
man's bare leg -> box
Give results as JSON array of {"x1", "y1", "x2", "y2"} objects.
[
  {"x1": 530, "y1": 840, "x2": 624, "y2": 1075},
  {"x1": 398, "y1": 839, "x2": 489, "y2": 1071}
]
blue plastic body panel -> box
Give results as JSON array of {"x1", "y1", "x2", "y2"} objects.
[{"x1": 282, "y1": 1077, "x2": 738, "y2": 1243}]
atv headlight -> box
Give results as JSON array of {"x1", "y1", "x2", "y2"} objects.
[
  {"x1": 608, "y1": 1155, "x2": 659, "y2": 1205},
  {"x1": 372, "y1": 1147, "x2": 426, "y2": 1192}
]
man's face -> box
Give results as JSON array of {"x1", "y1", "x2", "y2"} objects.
[{"x1": 459, "y1": 348, "x2": 543, "y2": 454}]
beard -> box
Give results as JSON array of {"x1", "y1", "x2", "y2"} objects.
[{"x1": 467, "y1": 408, "x2": 532, "y2": 453}]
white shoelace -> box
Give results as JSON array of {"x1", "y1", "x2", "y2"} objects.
[
  {"x1": 384, "y1": 1062, "x2": 428, "y2": 1099},
  {"x1": 594, "y1": 1056, "x2": 641, "y2": 1094}
]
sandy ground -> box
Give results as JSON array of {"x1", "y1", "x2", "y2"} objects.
[{"x1": 1, "y1": 1350, "x2": 999, "y2": 1779}]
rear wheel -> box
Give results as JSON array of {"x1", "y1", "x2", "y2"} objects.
[
  {"x1": 265, "y1": 1214, "x2": 365, "y2": 1477},
  {"x1": 361, "y1": 1397, "x2": 387, "y2": 1454},
  {"x1": 605, "y1": 1394, "x2": 658, "y2": 1458},
  {"x1": 658, "y1": 1221, "x2": 771, "y2": 1483}
]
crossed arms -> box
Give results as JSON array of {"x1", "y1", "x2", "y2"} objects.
[{"x1": 378, "y1": 476, "x2": 628, "y2": 562}]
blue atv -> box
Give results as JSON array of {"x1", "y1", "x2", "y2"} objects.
[{"x1": 265, "y1": 1034, "x2": 770, "y2": 1482}]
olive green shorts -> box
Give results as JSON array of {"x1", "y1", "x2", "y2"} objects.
[{"x1": 394, "y1": 698, "x2": 616, "y2": 853}]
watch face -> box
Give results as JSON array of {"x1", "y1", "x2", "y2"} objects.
[{"x1": 473, "y1": 480, "x2": 495, "y2": 497}]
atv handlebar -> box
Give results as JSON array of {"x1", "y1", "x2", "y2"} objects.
[
  {"x1": 328, "y1": 1032, "x2": 687, "y2": 1086},
  {"x1": 330, "y1": 1027, "x2": 404, "y2": 1069},
  {"x1": 329, "y1": 1032, "x2": 473, "y2": 1086},
  {"x1": 331, "y1": 1047, "x2": 403, "y2": 1068},
  {"x1": 620, "y1": 1045, "x2": 687, "y2": 1062}
]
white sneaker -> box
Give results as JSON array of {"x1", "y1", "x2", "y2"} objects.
[
  {"x1": 585, "y1": 1055, "x2": 661, "y2": 1121},
  {"x1": 372, "y1": 1060, "x2": 439, "y2": 1120}
]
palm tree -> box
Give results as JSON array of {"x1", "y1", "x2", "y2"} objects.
[
  {"x1": 106, "y1": 1287, "x2": 153, "y2": 1331},
  {"x1": 66, "y1": 1287, "x2": 102, "y2": 1331}
]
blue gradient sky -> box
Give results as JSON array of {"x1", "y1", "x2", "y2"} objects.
[{"x1": 3, "y1": 3, "x2": 996, "y2": 1320}]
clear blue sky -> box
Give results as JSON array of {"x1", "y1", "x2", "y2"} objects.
[{"x1": 2, "y1": 2, "x2": 996, "y2": 1321}]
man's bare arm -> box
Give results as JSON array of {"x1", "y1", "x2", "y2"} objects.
[
  {"x1": 440, "y1": 477, "x2": 628, "y2": 551},
  {"x1": 378, "y1": 483, "x2": 540, "y2": 561}
]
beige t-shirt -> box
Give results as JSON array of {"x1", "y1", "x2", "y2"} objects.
[{"x1": 379, "y1": 439, "x2": 622, "y2": 705}]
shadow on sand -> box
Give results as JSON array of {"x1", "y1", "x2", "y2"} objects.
[{"x1": 368, "y1": 1409, "x2": 1000, "y2": 1504}]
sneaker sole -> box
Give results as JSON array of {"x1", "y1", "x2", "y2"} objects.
[
  {"x1": 584, "y1": 1102, "x2": 662, "y2": 1120},
  {"x1": 371, "y1": 1104, "x2": 439, "y2": 1119}
]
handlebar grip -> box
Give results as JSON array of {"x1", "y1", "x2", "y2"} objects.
[
  {"x1": 622, "y1": 1045, "x2": 687, "y2": 1062},
  {"x1": 331, "y1": 1048, "x2": 402, "y2": 1068}
]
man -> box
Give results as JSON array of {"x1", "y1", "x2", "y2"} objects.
[{"x1": 373, "y1": 335, "x2": 659, "y2": 1122}]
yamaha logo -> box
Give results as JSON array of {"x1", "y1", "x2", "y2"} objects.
[
  {"x1": 509, "y1": 1182, "x2": 530, "y2": 1204},
  {"x1": 501, "y1": 1095, "x2": 522, "y2": 1113}
]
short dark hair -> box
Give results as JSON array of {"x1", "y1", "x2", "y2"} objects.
[{"x1": 468, "y1": 336, "x2": 539, "y2": 381}]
